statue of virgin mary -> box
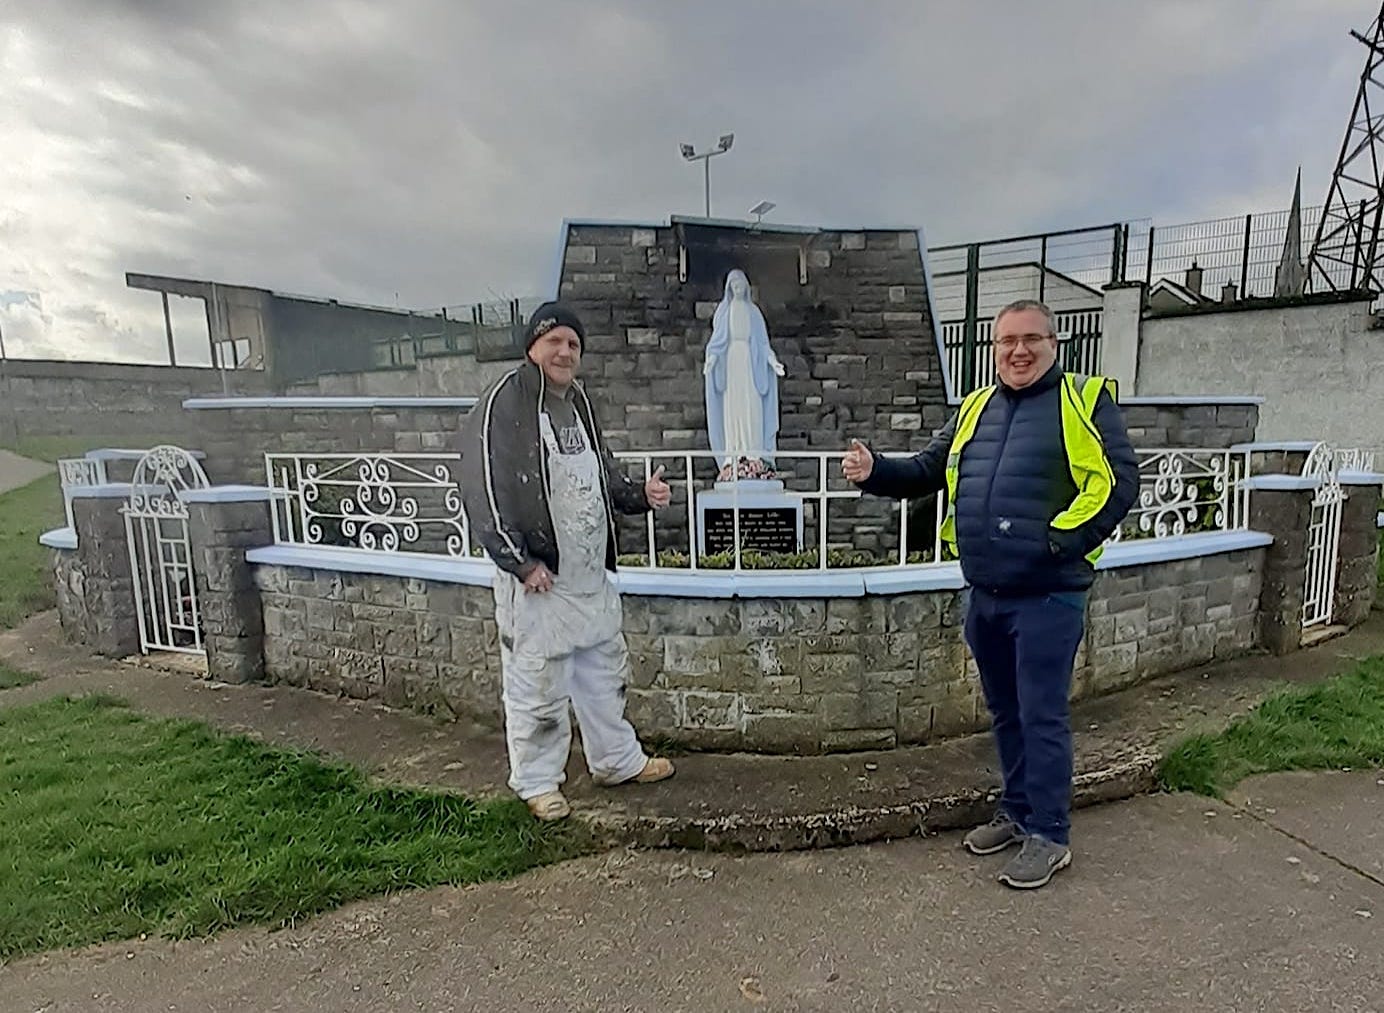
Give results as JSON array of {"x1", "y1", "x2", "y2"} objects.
[{"x1": 703, "y1": 269, "x2": 785, "y2": 479}]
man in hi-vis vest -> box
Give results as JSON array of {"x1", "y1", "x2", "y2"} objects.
[{"x1": 843, "y1": 299, "x2": 1138, "y2": 889}]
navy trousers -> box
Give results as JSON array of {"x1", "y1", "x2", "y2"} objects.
[{"x1": 964, "y1": 588, "x2": 1087, "y2": 846}]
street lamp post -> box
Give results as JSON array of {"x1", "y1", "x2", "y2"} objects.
[{"x1": 679, "y1": 133, "x2": 735, "y2": 217}]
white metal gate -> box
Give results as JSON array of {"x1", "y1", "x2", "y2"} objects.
[
  {"x1": 122, "y1": 446, "x2": 211, "y2": 654},
  {"x1": 1301, "y1": 443, "x2": 1345, "y2": 629}
]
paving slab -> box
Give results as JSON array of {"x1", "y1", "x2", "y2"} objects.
[
  {"x1": 0, "y1": 449, "x2": 53, "y2": 496},
  {"x1": 1, "y1": 788, "x2": 1381, "y2": 1012},
  {"x1": 1230, "y1": 769, "x2": 1384, "y2": 887}
]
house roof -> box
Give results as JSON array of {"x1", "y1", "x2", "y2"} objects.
[{"x1": 1148, "y1": 277, "x2": 1213, "y2": 305}]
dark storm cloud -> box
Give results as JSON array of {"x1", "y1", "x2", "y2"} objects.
[{"x1": 0, "y1": 0, "x2": 1369, "y2": 360}]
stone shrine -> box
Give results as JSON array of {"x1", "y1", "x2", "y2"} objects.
[
  {"x1": 555, "y1": 215, "x2": 949, "y2": 561},
  {"x1": 698, "y1": 267, "x2": 802, "y2": 554}
]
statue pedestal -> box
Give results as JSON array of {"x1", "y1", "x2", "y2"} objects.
[{"x1": 696, "y1": 480, "x2": 803, "y2": 556}]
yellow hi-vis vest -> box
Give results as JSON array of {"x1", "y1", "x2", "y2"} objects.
[{"x1": 939, "y1": 373, "x2": 1119, "y2": 565}]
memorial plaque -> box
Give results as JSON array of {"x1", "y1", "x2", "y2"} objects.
[
  {"x1": 696, "y1": 482, "x2": 804, "y2": 557},
  {"x1": 702, "y1": 506, "x2": 799, "y2": 555}
]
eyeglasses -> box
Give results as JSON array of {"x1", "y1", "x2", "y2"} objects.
[{"x1": 994, "y1": 333, "x2": 1054, "y2": 351}]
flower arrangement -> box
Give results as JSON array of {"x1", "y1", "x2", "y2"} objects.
[{"x1": 717, "y1": 456, "x2": 777, "y2": 482}]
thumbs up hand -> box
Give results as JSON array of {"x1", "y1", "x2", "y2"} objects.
[
  {"x1": 645, "y1": 464, "x2": 672, "y2": 509},
  {"x1": 841, "y1": 439, "x2": 875, "y2": 483}
]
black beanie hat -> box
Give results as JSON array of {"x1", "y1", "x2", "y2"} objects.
[{"x1": 523, "y1": 301, "x2": 586, "y2": 351}]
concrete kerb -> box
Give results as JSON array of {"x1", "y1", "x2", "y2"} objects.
[
  {"x1": 576, "y1": 750, "x2": 1162, "y2": 852},
  {"x1": 557, "y1": 610, "x2": 1384, "y2": 852}
]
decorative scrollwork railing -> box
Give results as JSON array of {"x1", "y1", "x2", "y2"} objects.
[
  {"x1": 1110, "y1": 449, "x2": 1251, "y2": 543},
  {"x1": 266, "y1": 453, "x2": 474, "y2": 557},
  {"x1": 1331, "y1": 446, "x2": 1376, "y2": 474},
  {"x1": 262, "y1": 447, "x2": 1252, "y2": 568},
  {"x1": 56, "y1": 457, "x2": 107, "y2": 529}
]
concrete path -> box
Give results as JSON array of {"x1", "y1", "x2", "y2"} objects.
[
  {"x1": 1230, "y1": 769, "x2": 1384, "y2": 889},
  {"x1": 2, "y1": 773, "x2": 1381, "y2": 1012},
  {"x1": 0, "y1": 449, "x2": 52, "y2": 496}
]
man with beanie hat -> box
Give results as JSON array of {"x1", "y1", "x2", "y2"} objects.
[{"x1": 458, "y1": 301, "x2": 676, "y2": 821}]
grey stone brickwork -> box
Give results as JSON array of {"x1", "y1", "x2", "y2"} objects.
[
  {"x1": 188, "y1": 405, "x2": 471, "y2": 486},
  {"x1": 1120, "y1": 402, "x2": 1258, "y2": 449},
  {"x1": 1250, "y1": 488, "x2": 1314, "y2": 654},
  {"x1": 558, "y1": 224, "x2": 948, "y2": 560},
  {"x1": 1077, "y1": 549, "x2": 1262, "y2": 698},
  {"x1": 252, "y1": 547, "x2": 1265, "y2": 754},
  {"x1": 1334, "y1": 481, "x2": 1383, "y2": 627},
  {"x1": 52, "y1": 547, "x2": 88, "y2": 645},
  {"x1": 256, "y1": 567, "x2": 503, "y2": 722},
  {"x1": 186, "y1": 498, "x2": 274, "y2": 683},
  {"x1": 1244, "y1": 447, "x2": 1312, "y2": 477},
  {"x1": 0, "y1": 358, "x2": 269, "y2": 447},
  {"x1": 62, "y1": 497, "x2": 141, "y2": 657},
  {"x1": 561, "y1": 225, "x2": 948, "y2": 453}
]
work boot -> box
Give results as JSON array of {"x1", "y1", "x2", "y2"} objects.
[
  {"x1": 633, "y1": 757, "x2": 675, "y2": 783},
  {"x1": 963, "y1": 812, "x2": 1025, "y2": 855},
  {"x1": 997, "y1": 835, "x2": 1072, "y2": 889},
  {"x1": 525, "y1": 791, "x2": 571, "y2": 822},
  {"x1": 592, "y1": 756, "x2": 676, "y2": 787}
]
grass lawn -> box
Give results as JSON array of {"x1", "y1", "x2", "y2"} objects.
[
  {"x1": 1159, "y1": 656, "x2": 1384, "y2": 797},
  {"x1": 0, "y1": 474, "x2": 64, "y2": 630},
  {"x1": 0, "y1": 695, "x2": 591, "y2": 959},
  {"x1": 1, "y1": 434, "x2": 173, "y2": 465},
  {"x1": 0, "y1": 664, "x2": 39, "y2": 690}
]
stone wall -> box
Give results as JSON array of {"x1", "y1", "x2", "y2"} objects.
[
  {"x1": 184, "y1": 404, "x2": 472, "y2": 485},
  {"x1": 256, "y1": 567, "x2": 502, "y2": 723},
  {"x1": 53, "y1": 496, "x2": 142, "y2": 657},
  {"x1": 557, "y1": 222, "x2": 949, "y2": 560},
  {"x1": 0, "y1": 359, "x2": 270, "y2": 446},
  {"x1": 1335, "y1": 482, "x2": 1383, "y2": 627},
  {"x1": 1136, "y1": 294, "x2": 1384, "y2": 459},
  {"x1": 284, "y1": 354, "x2": 518, "y2": 399},
  {"x1": 252, "y1": 547, "x2": 1264, "y2": 754},
  {"x1": 186, "y1": 496, "x2": 273, "y2": 683},
  {"x1": 1120, "y1": 400, "x2": 1258, "y2": 449},
  {"x1": 559, "y1": 223, "x2": 948, "y2": 456},
  {"x1": 52, "y1": 548, "x2": 88, "y2": 647}
]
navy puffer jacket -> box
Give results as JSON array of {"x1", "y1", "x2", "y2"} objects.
[{"x1": 858, "y1": 365, "x2": 1139, "y2": 594}]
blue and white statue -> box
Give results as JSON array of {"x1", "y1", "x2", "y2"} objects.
[{"x1": 703, "y1": 269, "x2": 785, "y2": 480}]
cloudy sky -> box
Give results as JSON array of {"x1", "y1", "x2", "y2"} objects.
[{"x1": 0, "y1": 0, "x2": 1371, "y2": 363}]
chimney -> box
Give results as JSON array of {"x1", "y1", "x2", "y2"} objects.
[
  {"x1": 1185, "y1": 260, "x2": 1203, "y2": 297},
  {"x1": 1221, "y1": 281, "x2": 1238, "y2": 303}
]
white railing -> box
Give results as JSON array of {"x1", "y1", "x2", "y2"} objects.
[
  {"x1": 1111, "y1": 448, "x2": 1252, "y2": 542},
  {"x1": 265, "y1": 453, "x2": 477, "y2": 557},
  {"x1": 1333, "y1": 447, "x2": 1376, "y2": 473},
  {"x1": 262, "y1": 446, "x2": 1254, "y2": 574},
  {"x1": 56, "y1": 457, "x2": 108, "y2": 530},
  {"x1": 610, "y1": 449, "x2": 943, "y2": 572}
]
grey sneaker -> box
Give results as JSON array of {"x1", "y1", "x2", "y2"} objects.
[
  {"x1": 963, "y1": 812, "x2": 1025, "y2": 855},
  {"x1": 997, "y1": 835, "x2": 1072, "y2": 889}
]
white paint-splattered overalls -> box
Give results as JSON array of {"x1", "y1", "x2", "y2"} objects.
[{"x1": 493, "y1": 410, "x2": 648, "y2": 800}]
